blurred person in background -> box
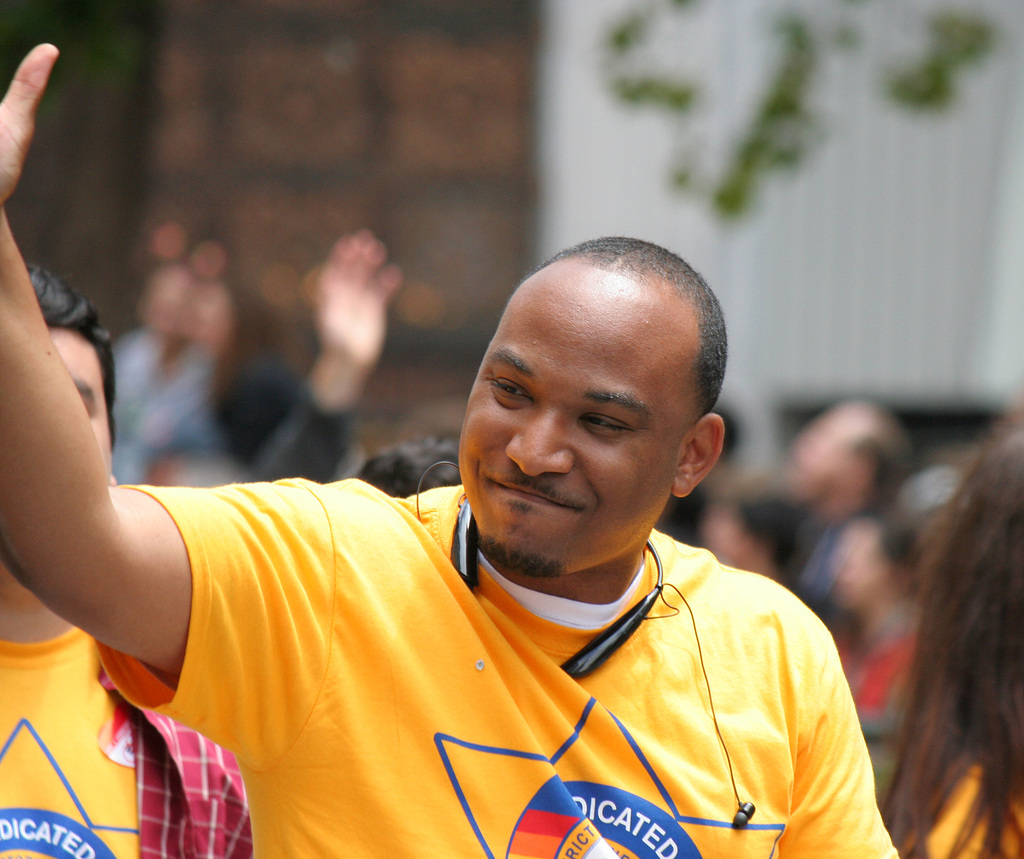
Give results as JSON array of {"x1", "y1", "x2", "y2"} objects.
[
  {"x1": 187, "y1": 229, "x2": 402, "y2": 485},
  {"x1": 786, "y1": 400, "x2": 912, "y2": 629},
  {"x1": 884, "y1": 426, "x2": 1024, "y2": 858},
  {"x1": 111, "y1": 256, "x2": 223, "y2": 485},
  {"x1": 698, "y1": 487, "x2": 805, "y2": 587},
  {"x1": 1, "y1": 265, "x2": 250, "y2": 859},
  {"x1": 831, "y1": 511, "x2": 919, "y2": 789},
  {"x1": 115, "y1": 228, "x2": 401, "y2": 487}
]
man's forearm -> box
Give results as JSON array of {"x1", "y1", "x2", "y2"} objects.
[{"x1": 0, "y1": 45, "x2": 193, "y2": 678}]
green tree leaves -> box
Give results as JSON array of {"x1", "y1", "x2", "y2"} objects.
[{"x1": 603, "y1": 1, "x2": 997, "y2": 218}]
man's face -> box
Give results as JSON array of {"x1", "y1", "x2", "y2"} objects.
[
  {"x1": 459, "y1": 258, "x2": 706, "y2": 600},
  {"x1": 48, "y1": 327, "x2": 113, "y2": 478}
]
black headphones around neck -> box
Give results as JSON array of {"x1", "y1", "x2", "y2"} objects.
[
  {"x1": 448, "y1": 497, "x2": 756, "y2": 828},
  {"x1": 451, "y1": 499, "x2": 663, "y2": 679}
]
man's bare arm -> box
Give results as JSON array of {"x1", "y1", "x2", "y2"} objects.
[{"x1": 0, "y1": 46, "x2": 192, "y2": 679}]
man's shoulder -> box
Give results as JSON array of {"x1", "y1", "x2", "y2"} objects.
[
  {"x1": 303, "y1": 478, "x2": 461, "y2": 516},
  {"x1": 300, "y1": 479, "x2": 463, "y2": 547},
  {"x1": 654, "y1": 532, "x2": 829, "y2": 638}
]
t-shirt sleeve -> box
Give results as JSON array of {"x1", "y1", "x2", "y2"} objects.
[
  {"x1": 99, "y1": 479, "x2": 339, "y2": 769},
  {"x1": 780, "y1": 629, "x2": 898, "y2": 857}
]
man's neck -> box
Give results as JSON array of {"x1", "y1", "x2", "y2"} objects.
[
  {"x1": 0, "y1": 567, "x2": 74, "y2": 643},
  {"x1": 493, "y1": 562, "x2": 641, "y2": 604},
  {"x1": 481, "y1": 552, "x2": 646, "y2": 629}
]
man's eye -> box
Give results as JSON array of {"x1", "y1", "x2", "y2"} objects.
[
  {"x1": 491, "y1": 378, "x2": 525, "y2": 398},
  {"x1": 583, "y1": 415, "x2": 628, "y2": 433}
]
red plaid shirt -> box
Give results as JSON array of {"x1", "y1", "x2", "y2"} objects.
[{"x1": 100, "y1": 672, "x2": 253, "y2": 859}]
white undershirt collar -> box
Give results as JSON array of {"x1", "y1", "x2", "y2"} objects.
[{"x1": 478, "y1": 552, "x2": 645, "y2": 631}]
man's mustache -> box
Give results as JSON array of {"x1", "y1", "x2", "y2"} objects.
[{"x1": 488, "y1": 471, "x2": 587, "y2": 510}]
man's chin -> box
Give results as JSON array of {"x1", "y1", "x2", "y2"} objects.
[{"x1": 477, "y1": 533, "x2": 563, "y2": 580}]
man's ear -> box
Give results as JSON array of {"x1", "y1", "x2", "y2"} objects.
[{"x1": 672, "y1": 413, "x2": 725, "y2": 498}]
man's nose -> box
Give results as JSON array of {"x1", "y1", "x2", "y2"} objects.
[{"x1": 506, "y1": 412, "x2": 574, "y2": 476}]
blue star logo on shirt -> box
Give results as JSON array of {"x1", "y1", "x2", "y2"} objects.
[
  {"x1": 0, "y1": 719, "x2": 136, "y2": 859},
  {"x1": 435, "y1": 698, "x2": 784, "y2": 859}
]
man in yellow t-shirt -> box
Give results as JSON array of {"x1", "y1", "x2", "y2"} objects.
[{"x1": 0, "y1": 46, "x2": 897, "y2": 858}]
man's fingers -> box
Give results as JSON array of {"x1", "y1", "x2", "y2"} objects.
[
  {"x1": 320, "y1": 230, "x2": 401, "y2": 301},
  {"x1": 13, "y1": 44, "x2": 58, "y2": 89},
  {"x1": 2, "y1": 44, "x2": 58, "y2": 127},
  {"x1": 0, "y1": 44, "x2": 59, "y2": 203}
]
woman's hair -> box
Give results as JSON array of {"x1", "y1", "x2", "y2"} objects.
[{"x1": 883, "y1": 427, "x2": 1024, "y2": 858}]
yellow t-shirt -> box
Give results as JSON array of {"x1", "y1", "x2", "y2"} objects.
[
  {"x1": 101, "y1": 480, "x2": 896, "y2": 858},
  {"x1": 0, "y1": 627, "x2": 138, "y2": 859}
]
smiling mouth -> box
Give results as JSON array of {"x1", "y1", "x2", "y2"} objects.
[{"x1": 487, "y1": 477, "x2": 584, "y2": 511}]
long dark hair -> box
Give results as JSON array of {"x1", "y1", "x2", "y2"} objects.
[{"x1": 883, "y1": 427, "x2": 1024, "y2": 858}]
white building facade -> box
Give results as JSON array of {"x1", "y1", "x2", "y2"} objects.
[{"x1": 537, "y1": 0, "x2": 1024, "y2": 465}]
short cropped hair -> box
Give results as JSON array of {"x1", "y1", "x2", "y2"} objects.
[
  {"x1": 29, "y1": 265, "x2": 117, "y2": 446},
  {"x1": 533, "y1": 237, "x2": 727, "y2": 416}
]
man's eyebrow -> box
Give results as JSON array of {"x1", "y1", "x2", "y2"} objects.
[
  {"x1": 489, "y1": 347, "x2": 532, "y2": 376},
  {"x1": 487, "y1": 350, "x2": 647, "y2": 415},
  {"x1": 585, "y1": 389, "x2": 650, "y2": 416},
  {"x1": 488, "y1": 346, "x2": 650, "y2": 415}
]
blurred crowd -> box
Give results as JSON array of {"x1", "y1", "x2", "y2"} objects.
[
  {"x1": 658, "y1": 392, "x2": 1024, "y2": 858},
  {"x1": 111, "y1": 222, "x2": 402, "y2": 488}
]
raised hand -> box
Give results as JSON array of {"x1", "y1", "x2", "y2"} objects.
[
  {"x1": 307, "y1": 229, "x2": 403, "y2": 410},
  {"x1": 0, "y1": 45, "x2": 58, "y2": 207}
]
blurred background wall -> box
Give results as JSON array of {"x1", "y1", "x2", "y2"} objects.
[{"x1": 6, "y1": 0, "x2": 1024, "y2": 464}]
